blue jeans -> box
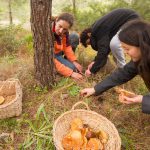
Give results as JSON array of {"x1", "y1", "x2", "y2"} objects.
[{"x1": 55, "y1": 54, "x2": 76, "y2": 71}]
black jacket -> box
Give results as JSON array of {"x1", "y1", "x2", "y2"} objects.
[
  {"x1": 90, "y1": 8, "x2": 140, "y2": 73},
  {"x1": 94, "y1": 61, "x2": 150, "y2": 114}
]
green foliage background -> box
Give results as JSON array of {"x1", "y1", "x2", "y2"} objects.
[
  {"x1": 0, "y1": 0, "x2": 150, "y2": 31},
  {"x1": 62, "y1": 0, "x2": 150, "y2": 30}
]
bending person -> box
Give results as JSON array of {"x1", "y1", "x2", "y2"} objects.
[{"x1": 80, "y1": 8, "x2": 140, "y2": 77}]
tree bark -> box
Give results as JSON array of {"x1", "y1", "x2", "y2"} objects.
[
  {"x1": 8, "y1": 0, "x2": 13, "y2": 25},
  {"x1": 30, "y1": 0, "x2": 55, "y2": 89}
]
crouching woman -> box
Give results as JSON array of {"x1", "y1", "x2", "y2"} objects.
[{"x1": 52, "y1": 13, "x2": 83, "y2": 80}]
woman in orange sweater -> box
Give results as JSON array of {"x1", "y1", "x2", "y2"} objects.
[{"x1": 52, "y1": 13, "x2": 83, "y2": 80}]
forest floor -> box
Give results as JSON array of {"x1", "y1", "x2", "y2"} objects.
[{"x1": 0, "y1": 45, "x2": 150, "y2": 150}]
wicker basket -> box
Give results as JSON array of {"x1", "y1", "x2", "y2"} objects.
[
  {"x1": 0, "y1": 78, "x2": 22, "y2": 119},
  {"x1": 53, "y1": 101, "x2": 121, "y2": 150}
]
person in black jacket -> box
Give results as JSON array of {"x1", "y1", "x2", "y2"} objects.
[
  {"x1": 80, "y1": 20, "x2": 150, "y2": 114},
  {"x1": 80, "y1": 8, "x2": 140, "y2": 77}
]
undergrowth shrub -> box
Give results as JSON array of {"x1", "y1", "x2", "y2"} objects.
[{"x1": 0, "y1": 25, "x2": 23, "y2": 55}]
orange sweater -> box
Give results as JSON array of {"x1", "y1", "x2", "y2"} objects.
[{"x1": 53, "y1": 25, "x2": 77, "y2": 77}]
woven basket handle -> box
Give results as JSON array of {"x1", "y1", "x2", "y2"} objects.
[{"x1": 72, "y1": 101, "x2": 90, "y2": 110}]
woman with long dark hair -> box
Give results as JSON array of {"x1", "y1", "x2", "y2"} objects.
[{"x1": 81, "y1": 20, "x2": 150, "y2": 114}]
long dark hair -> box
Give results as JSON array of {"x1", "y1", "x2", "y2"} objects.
[
  {"x1": 119, "y1": 20, "x2": 150, "y2": 89},
  {"x1": 57, "y1": 13, "x2": 74, "y2": 27},
  {"x1": 50, "y1": 13, "x2": 74, "y2": 27}
]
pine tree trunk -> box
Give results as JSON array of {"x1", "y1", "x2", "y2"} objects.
[
  {"x1": 8, "y1": 0, "x2": 13, "y2": 25},
  {"x1": 30, "y1": 0, "x2": 55, "y2": 89},
  {"x1": 72, "y1": 0, "x2": 76, "y2": 16}
]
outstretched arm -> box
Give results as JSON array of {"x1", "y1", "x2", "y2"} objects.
[
  {"x1": 90, "y1": 35, "x2": 110, "y2": 74},
  {"x1": 94, "y1": 61, "x2": 138, "y2": 95},
  {"x1": 81, "y1": 61, "x2": 138, "y2": 97}
]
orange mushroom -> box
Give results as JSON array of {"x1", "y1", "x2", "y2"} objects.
[
  {"x1": 71, "y1": 118, "x2": 83, "y2": 130},
  {"x1": 86, "y1": 138, "x2": 103, "y2": 150},
  {"x1": 62, "y1": 135, "x2": 73, "y2": 150}
]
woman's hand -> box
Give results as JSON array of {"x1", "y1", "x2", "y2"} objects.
[
  {"x1": 73, "y1": 61, "x2": 83, "y2": 73},
  {"x1": 85, "y1": 61, "x2": 94, "y2": 77},
  {"x1": 85, "y1": 69, "x2": 92, "y2": 77},
  {"x1": 119, "y1": 94, "x2": 143, "y2": 104},
  {"x1": 71, "y1": 72, "x2": 83, "y2": 80},
  {"x1": 88, "y1": 61, "x2": 95, "y2": 70},
  {"x1": 80, "y1": 88, "x2": 95, "y2": 97}
]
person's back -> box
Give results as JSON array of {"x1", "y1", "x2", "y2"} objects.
[{"x1": 92, "y1": 8, "x2": 140, "y2": 39}]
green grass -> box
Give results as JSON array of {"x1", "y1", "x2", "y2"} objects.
[
  {"x1": 20, "y1": 104, "x2": 54, "y2": 150},
  {"x1": 0, "y1": 118, "x2": 18, "y2": 131},
  {"x1": 68, "y1": 85, "x2": 80, "y2": 96},
  {"x1": 0, "y1": 42, "x2": 150, "y2": 149}
]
